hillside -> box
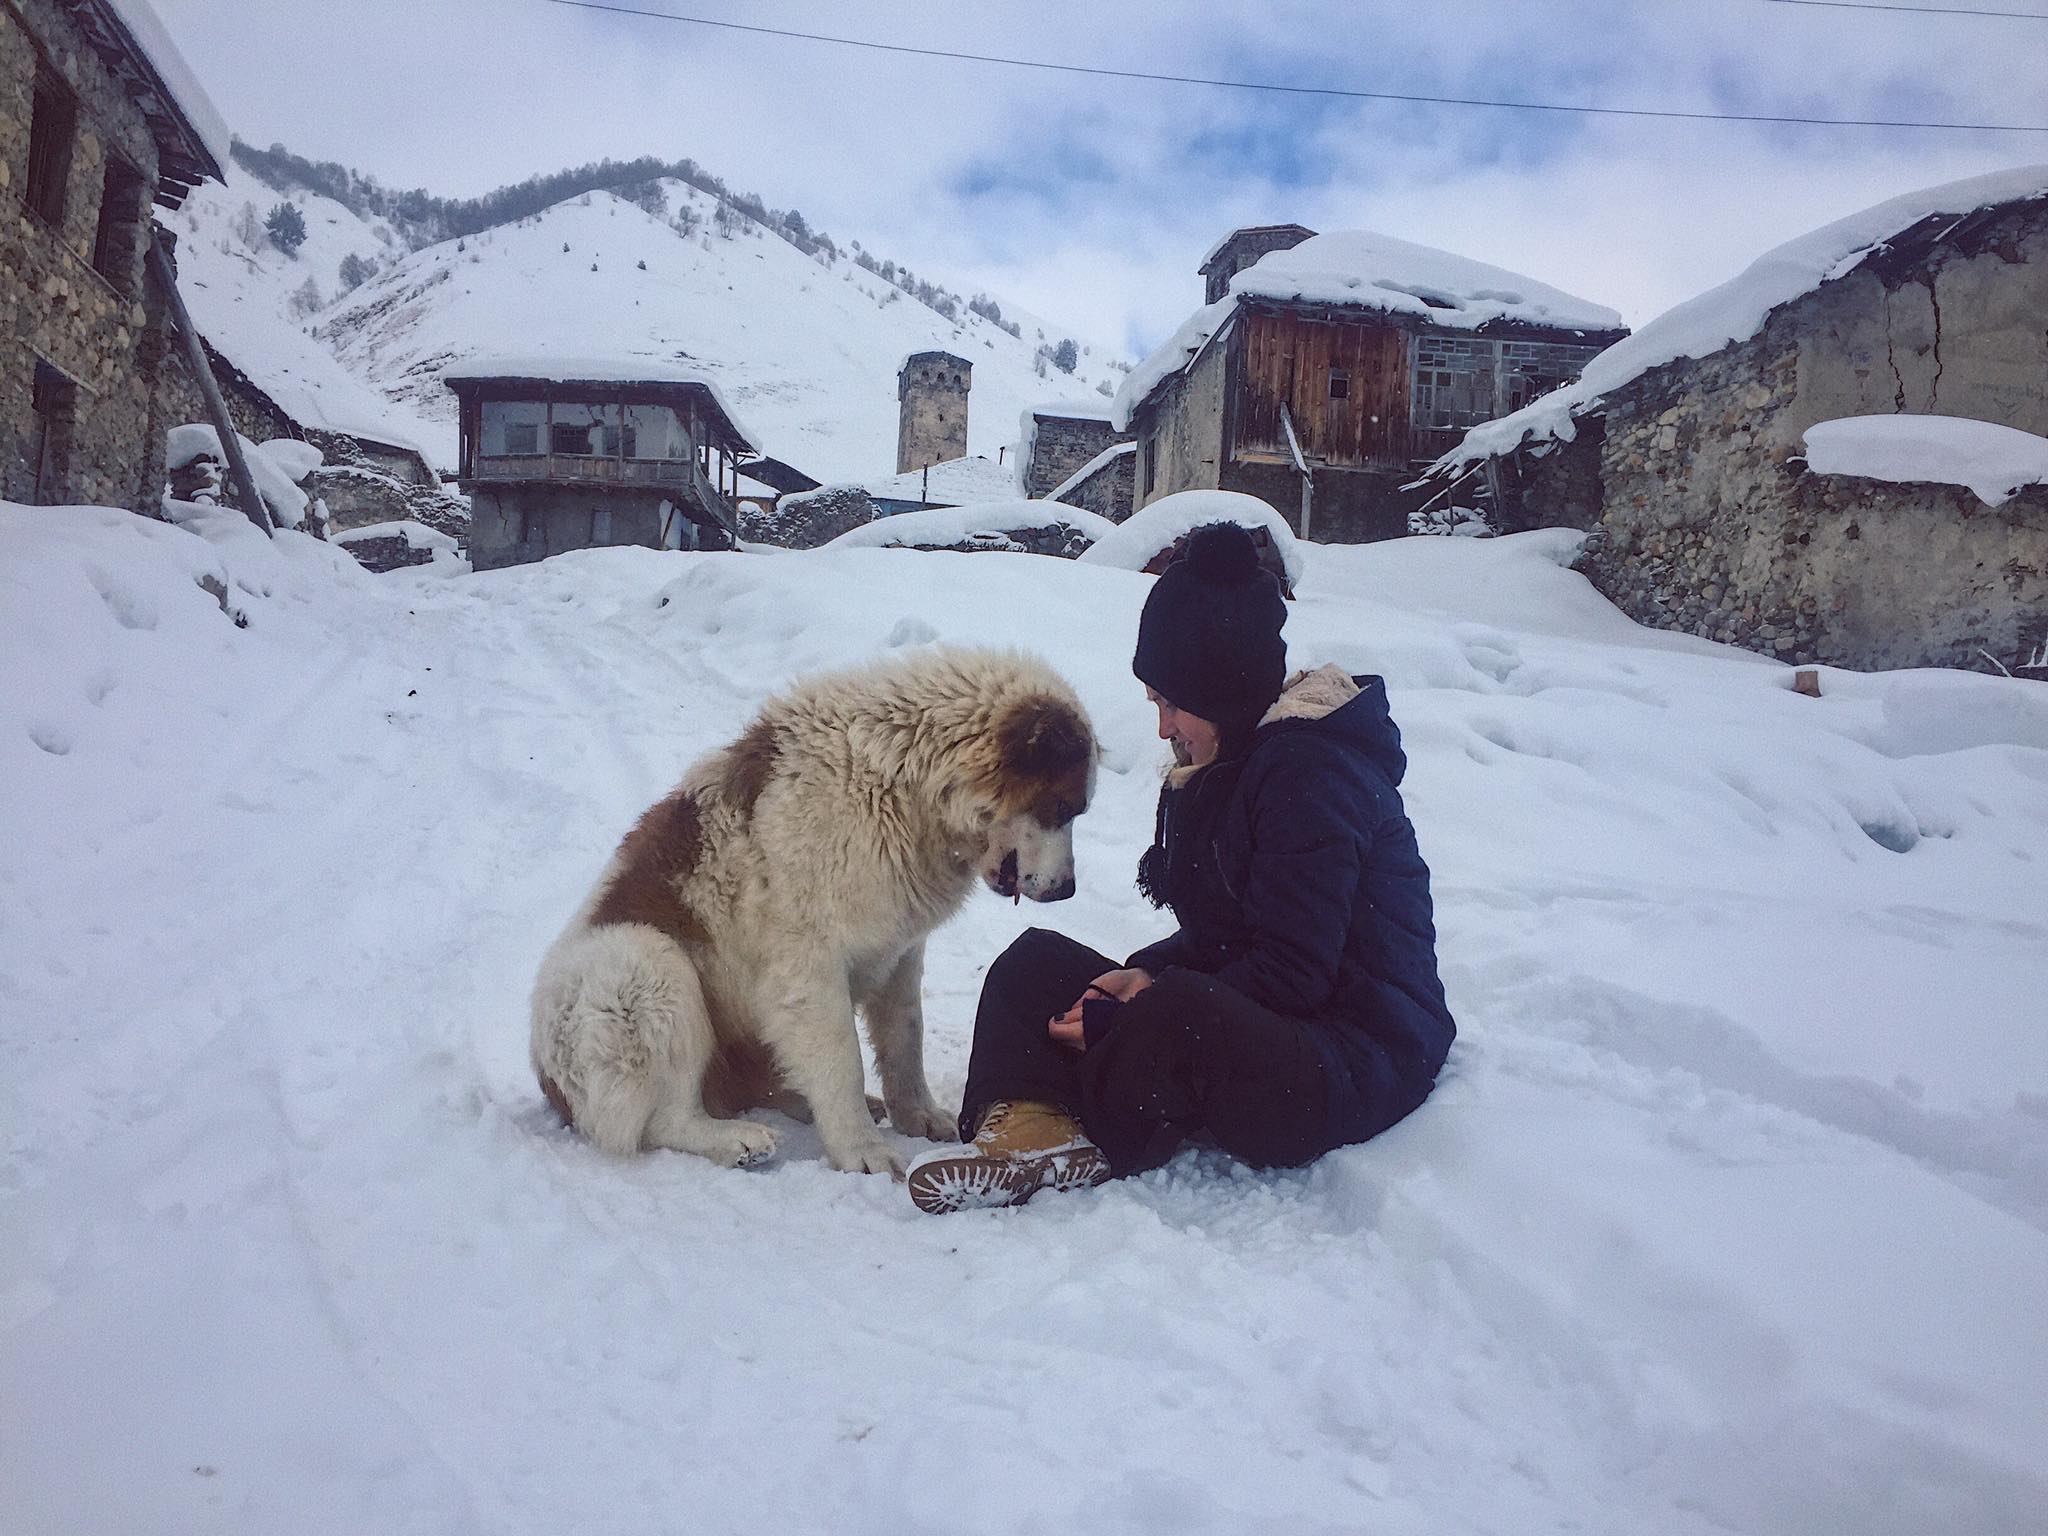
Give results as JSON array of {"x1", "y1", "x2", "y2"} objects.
[{"x1": 169, "y1": 157, "x2": 1125, "y2": 482}]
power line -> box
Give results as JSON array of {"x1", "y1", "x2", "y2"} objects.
[
  {"x1": 543, "y1": 0, "x2": 2048, "y2": 134},
  {"x1": 1765, "y1": 0, "x2": 2048, "y2": 18}
]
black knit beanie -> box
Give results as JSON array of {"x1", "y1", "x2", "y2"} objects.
[{"x1": 1132, "y1": 522, "x2": 1288, "y2": 734}]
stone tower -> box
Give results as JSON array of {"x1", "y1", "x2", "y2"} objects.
[
  {"x1": 896, "y1": 350, "x2": 971, "y2": 473},
  {"x1": 1199, "y1": 225, "x2": 1318, "y2": 304}
]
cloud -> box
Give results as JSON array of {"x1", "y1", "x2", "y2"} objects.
[{"x1": 156, "y1": 0, "x2": 2047, "y2": 360}]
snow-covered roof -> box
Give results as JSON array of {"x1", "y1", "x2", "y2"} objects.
[
  {"x1": 1803, "y1": 415, "x2": 2048, "y2": 508},
  {"x1": 1437, "y1": 165, "x2": 2048, "y2": 476},
  {"x1": 822, "y1": 499, "x2": 1117, "y2": 551},
  {"x1": 443, "y1": 355, "x2": 762, "y2": 453},
  {"x1": 1116, "y1": 229, "x2": 1625, "y2": 430},
  {"x1": 99, "y1": 0, "x2": 231, "y2": 182},
  {"x1": 1047, "y1": 441, "x2": 1136, "y2": 504},
  {"x1": 857, "y1": 455, "x2": 1018, "y2": 507}
]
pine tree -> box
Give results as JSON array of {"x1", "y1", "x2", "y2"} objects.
[{"x1": 265, "y1": 201, "x2": 308, "y2": 254}]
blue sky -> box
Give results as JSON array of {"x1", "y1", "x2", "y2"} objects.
[{"x1": 157, "y1": 0, "x2": 2046, "y2": 359}]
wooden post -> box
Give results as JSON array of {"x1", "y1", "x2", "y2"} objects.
[{"x1": 147, "y1": 233, "x2": 271, "y2": 535}]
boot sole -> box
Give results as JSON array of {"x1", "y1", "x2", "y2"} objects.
[{"x1": 906, "y1": 1143, "x2": 1110, "y2": 1215}]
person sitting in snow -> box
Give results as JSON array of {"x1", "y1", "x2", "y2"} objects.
[{"x1": 907, "y1": 522, "x2": 1457, "y2": 1213}]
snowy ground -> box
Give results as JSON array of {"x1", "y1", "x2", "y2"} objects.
[{"x1": 4, "y1": 505, "x2": 2045, "y2": 1534}]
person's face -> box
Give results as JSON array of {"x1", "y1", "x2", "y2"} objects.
[{"x1": 1146, "y1": 687, "x2": 1222, "y2": 768}]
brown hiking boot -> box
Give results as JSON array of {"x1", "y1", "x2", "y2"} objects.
[{"x1": 905, "y1": 1099, "x2": 1110, "y2": 1214}]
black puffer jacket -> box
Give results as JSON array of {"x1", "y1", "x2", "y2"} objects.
[{"x1": 1126, "y1": 667, "x2": 1456, "y2": 1143}]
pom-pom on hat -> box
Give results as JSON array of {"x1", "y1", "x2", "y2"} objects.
[{"x1": 1132, "y1": 522, "x2": 1288, "y2": 734}]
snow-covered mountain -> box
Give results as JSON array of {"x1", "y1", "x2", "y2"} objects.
[
  {"x1": 170, "y1": 167, "x2": 1125, "y2": 482},
  {"x1": 164, "y1": 166, "x2": 435, "y2": 450}
]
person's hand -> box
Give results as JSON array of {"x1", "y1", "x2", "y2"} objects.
[{"x1": 1047, "y1": 968, "x2": 1153, "y2": 1051}]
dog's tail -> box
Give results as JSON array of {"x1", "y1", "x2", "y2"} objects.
[{"x1": 530, "y1": 923, "x2": 716, "y2": 1156}]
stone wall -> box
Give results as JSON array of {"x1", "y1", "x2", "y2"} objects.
[
  {"x1": 1, "y1": 0, "x2": 174, "y2": 512},
  {"x1": 740, "y1": 484, "x2": 874, "y2": 548},
  {"x1": 1024, "y1": 412, "x2": 1128, "y2": 499},
  {"x1": 1576, "y1": 201, "x2": 2048, "y2": 673},
  {"x1": 896, "y1": 352, "x2": 970, "y2": 473},
  {"x1": 1218, "y1": 458, "x2": 1407, "y2": 544},
  {"x1": 1482, "y1": 421, "x2": 1604, "y2": 534},
  {"x1": 1134, "y1": 337, "x2": 1228, "y2": 508},
  {"x1": 1054, "y1": 445, "x2": 1134, "y2": 522}
]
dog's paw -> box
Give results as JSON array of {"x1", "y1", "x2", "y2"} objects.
[
  {"x1": 886, "y1": 1098, "x2": 960, "y2": 1144},
  {"x1": 703, "y1": 1121, "x2": 779, "y2": 1169},
  {"x1": 825, "y1": 1134, "x2": 908, "y2": 1178}
]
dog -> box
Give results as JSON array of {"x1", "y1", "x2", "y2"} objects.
[{"x1": 530, "y1": 646, "x2": 1096, "y2": 1175}]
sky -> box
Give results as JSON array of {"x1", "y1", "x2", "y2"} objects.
[{"x1": 152, "y1": 0, "x2": 2048, "y2": 363}]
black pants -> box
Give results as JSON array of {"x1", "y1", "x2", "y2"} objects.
[{"x1": 960, "y1": 928, "x2": 1338, "y2": 1176}]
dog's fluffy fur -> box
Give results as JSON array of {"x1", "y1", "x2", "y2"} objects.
[{"x1": 530, "y1": 646, "x2": 1096, "y2": 1174}]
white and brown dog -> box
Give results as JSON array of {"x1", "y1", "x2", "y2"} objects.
[{"x1": 530, "y1": 646, "x2": 1096, "y2": 1175}]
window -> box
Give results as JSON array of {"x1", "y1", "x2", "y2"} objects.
[
  {"x1": 24, "y1": 70, "x2": 77, "y2": 228},
  {"x1": 92, "y1": 158, "x2": 145, "y2": 287},
  {"x1": 30, "y1": 360, "x2": 78, "y2": 503},
  {"x1": 550, "y1": 402, "x2": 617, "y2": 456},
  {"x1": 624, "y1": 403, "x2": 689, "y2": 459},
  {"x1": 1142, "y1": 436, "x2": 1158, "y2": 497},
  {"x1": 481, "y1": 400, "x2": 546, "y2": 456},
  {"x1": 1328, "y1": 368, "x2": 1351, "y2": 401}
]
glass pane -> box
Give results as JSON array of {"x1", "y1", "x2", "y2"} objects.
[
  {"x1": 624, "y1": 403, "x2": 690, "y2": 460},
  {"x1": 481, "y1": 399, "x2": 547, "y2": 456}
]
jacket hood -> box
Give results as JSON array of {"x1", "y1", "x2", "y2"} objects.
[{"x1": 1256, "y1": 663, "x2": 1406, "y2": 786}]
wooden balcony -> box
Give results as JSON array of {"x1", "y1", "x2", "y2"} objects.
[{"x1": 470, "y1": 452, "x2": 737, "y2": 531}]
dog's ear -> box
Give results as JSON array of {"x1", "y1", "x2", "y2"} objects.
[{"x1": 996, "y1": 695, "x2": 1092, "y2": 778}]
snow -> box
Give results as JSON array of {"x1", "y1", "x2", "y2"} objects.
[
  {"x1": 1115, "y1": 230, "x2": 1623, "y2": 429},
  {"x1": 855, "y1": 454, "x2": 1019, "y2": 507},
  {"x1": 100, "y1": 0, "x2": 232, "y2": 176},
  {"x1": 1438, "y1": 165, "x2": 2048, "y2": 474},
  {"x1": 822, "y1": 498, "x2": 1115, "y2": 550},
  {"x1": 169, "y1": 166, "x2": 440, "y2": 458},
  {"x1": 1803, "y1": 415, "x2": 2048, "y2": 508},
  {"x1": 1078, "y1": 488, "x2": 1306, "y2": 588},
  {"x1": 1047, "y1": 440, "x2": 1136, "y2": 504},
  {"x1": 5, "y1": 500, "x2": 2047, "y2": 1534},
  {"x1": 161, "y1": 425, "x2": 323, "y2": 529},
  {"x1": 313, "y1": 182, "x2": 1125, "y2": 481}
]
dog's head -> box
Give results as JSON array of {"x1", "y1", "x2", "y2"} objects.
[{"x1": 962, "y1": 689, "x2": 1096, "y2": 904}]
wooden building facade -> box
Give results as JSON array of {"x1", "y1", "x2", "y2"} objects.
[
  {"x1": 447, "y1": 367, "x2": 798, "y2": 569},
  {"x1": 1127, "y1": 229, "x2": 1627, "y2": 542}
]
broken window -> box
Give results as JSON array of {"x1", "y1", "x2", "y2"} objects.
[
  {"x1": 1410, "y1": 337, "x2": 1496, "y2": 432},
  {"x1": 1328, "y1": 368, "x2": 1351, "y2": 401},
  {"x1": 92, "y1": 158, "x2": 145, "y2": 289},
  {"x1": 551, "y1": 402, "x2": 617, "y2": 456},
  {"x1": 623, "y1": 404, "x2": 688, "y2": 459},
  {"x1": 480, "y1": 400, "x2": 546, "y2": 456},
  {"x1": 25, "y1": 70, "x2": 77, "y2": 228}
]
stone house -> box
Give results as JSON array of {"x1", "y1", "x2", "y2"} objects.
[
  {"x1": 1019, "y1": 401, "x2": 1133, "y2": 520},
  {"x1": 1437, "y1": 169, "x2": 2048, "y2": 674},
  {"x1": 446, "y1": 358, "x2": 789, "y2": 569},
  {"x1": 2, "y1": 0, "x2": 227, "y2": 511},
  {"x1": 1114, "y1": 225, "x2": 1627, "y2": 542}
]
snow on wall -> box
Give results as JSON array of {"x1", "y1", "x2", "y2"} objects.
[
  {"x1": 822, "y1": 498, "x2": 1115, "y2": 550},
  {"x1": 1078, "y1": 488, "x2": 1304, "y2": 587},
  {"x1": 1803, "y1": 415, "x2": 2048, "y2": 507},
  {"x1": 164, "y1": 424, "x2": 322, "y2": 528},
  {"x1": 1047, "y1": 440, "x2": 1136, "y2": 504},
  {"x1": 1437, "y1": 164, "x2": 2048, "y2": 475}
]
